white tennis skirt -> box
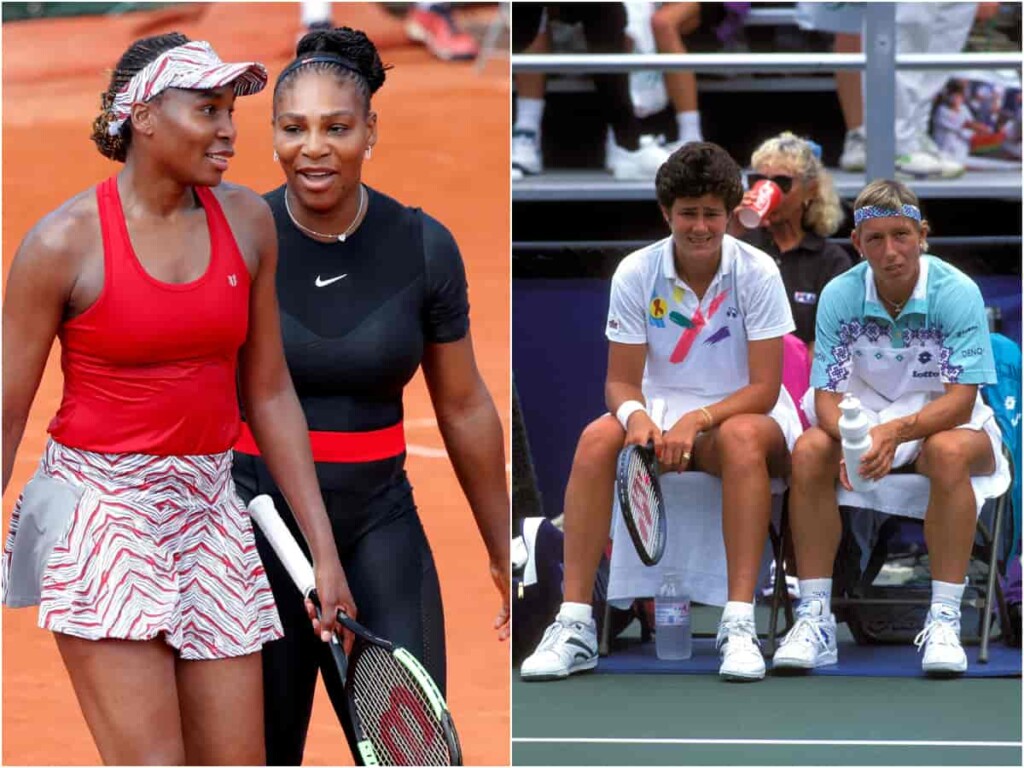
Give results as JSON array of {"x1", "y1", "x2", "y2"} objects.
[{"x1": 2, "y1": 439, "x2": 283, "y2": 660}]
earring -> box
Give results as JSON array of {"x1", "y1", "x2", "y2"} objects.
[
  {"x1": 365, "y1": 146, "x2": 373, "y2": 160},
  {"x1": 273, "y1": 150, "x2": 279, "y2": 162}
]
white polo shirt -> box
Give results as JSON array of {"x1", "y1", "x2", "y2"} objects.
[{"x1": 607, "y1": 234, "x2": 796, "y2": 399}]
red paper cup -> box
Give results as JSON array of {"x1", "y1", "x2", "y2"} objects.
[{"x1": 737, "y1": 179, "x2": 783, "y2": 228}]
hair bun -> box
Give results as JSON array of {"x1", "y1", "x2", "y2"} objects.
[{"x1": 294, "y1": 26, "x2": 387, "y2": 94}]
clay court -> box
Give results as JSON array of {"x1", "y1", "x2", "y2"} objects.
[{"x1": 2, "y1": 3, "x2": 510, "y2": 764}]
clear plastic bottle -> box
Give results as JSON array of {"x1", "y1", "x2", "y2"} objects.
[
  {"x1": 838, "y1": 393, "x2": 876, "y2": 493},
  {"x1": 655, "y1": 570, "x2": 692, "y2": 660}
]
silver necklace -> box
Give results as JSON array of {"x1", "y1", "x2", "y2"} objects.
[
  {"x1": 879, "y1": 291, "x2": 906, "y2": 315},
  {"x1": 284, "y1": 184, "x2": 366, "y2": 243}
]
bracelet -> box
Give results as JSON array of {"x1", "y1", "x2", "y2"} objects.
[
  {"x1": 699, "y1": 406, "x2": 714, "y2": 430},
  {"x1": 616, "y1": 400, "x2": 646, "y2": 430}
]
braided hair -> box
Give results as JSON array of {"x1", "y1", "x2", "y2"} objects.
[
  {"x1": 273, "y1": 26, "x2": 390, "y2": 115},
  {"x1": 90, "y1": 32, "x2": 191, "y2": 163}
]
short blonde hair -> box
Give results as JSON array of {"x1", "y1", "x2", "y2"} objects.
[
  {"x1": 853, "y1": 179, "x2": 930, "y2": 249},
  {"x1": 750, "y1": 131, "x2": 844, "y2": 237}
]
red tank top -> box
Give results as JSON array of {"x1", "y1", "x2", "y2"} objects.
[{"x1": 48, "y1": 176, "x2": 251, "y2": 455}]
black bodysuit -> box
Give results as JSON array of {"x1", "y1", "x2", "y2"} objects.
[{"x1": 232, "y1": 184, "x2": 469, "y2": 765}]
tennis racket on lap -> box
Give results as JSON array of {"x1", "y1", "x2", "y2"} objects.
[
  {"x1": 615, "y1": 398, "x2": 667, "y2": 566},
  {"x1": 248, "y1": 496, "x2": 462, "y2": 767}
]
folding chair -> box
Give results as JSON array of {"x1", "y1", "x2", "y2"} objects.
[{"x1": 766, "y1": 445, "x2": 1014, "y2": 663}]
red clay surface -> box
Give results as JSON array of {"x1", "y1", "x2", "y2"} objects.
[{"x1": 2, "y1": 3, "x2": 510, "y2": 765}]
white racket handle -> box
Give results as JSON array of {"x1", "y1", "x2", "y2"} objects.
[
  {"x1": 649, "y1": 398, "x2": 667, "y2": 430},
  {"x1": 248, "y1": 495, "x2": 316, "y2": 598}
]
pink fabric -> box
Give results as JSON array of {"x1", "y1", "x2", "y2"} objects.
[{"x1": 782, "y1": 333, "x2": 812, "y2": 430}]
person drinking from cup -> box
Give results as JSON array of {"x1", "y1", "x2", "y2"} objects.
[
  {"x1": 730, "y1": 132, "x2": 853, "y2": 356},
  {"x1": 772, "y1": 179, "x2": 1011, "y2": 677}
]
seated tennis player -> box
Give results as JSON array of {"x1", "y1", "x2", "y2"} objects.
[
  {"x1": 773, "y1": 179, "x2": 1011, "y2": 676},
  {"x1": 520, "y1": 142, "x2": 802, "y2": 682}
]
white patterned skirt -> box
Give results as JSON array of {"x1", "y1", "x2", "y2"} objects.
[{"x1": 2, "y1": 439, "x2": 283, "y2": 659}]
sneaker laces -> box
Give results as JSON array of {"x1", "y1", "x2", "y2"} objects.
[
  {"x1": 914, "y1": 609, "x2": 961, "y2": 652},
  {"x1": 782, "y1": 614, "x2": 832, "y2": 651},
  {"x1": 716, "y1": 617, "x2": 759, "y2": 651},
  {"x1": 536, "y1": 617, "x2": 588, "y2": 655}
]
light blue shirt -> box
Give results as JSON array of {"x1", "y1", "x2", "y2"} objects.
[{"x1": 811, "y1": 255, "x2": 996, "y2": 401}]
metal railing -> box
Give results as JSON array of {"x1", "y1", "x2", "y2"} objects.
[{"x1": 511, "y1": 3, "x2": 1023, "y2": 182}]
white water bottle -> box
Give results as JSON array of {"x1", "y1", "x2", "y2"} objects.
[
  {"x1": 655, "y1": 570, "x2": 692, "y2": 660},
  {"x1": 838, "y1": 393, "x2": 876, "y2": 493}
]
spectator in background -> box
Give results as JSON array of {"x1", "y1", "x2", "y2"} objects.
[
  {"x1": 405, "y1": 3, "x2": 481, "y2": 61},
  {"x1": 933, "y1": 80, "x2": 990, "y2": 163},
  {"x1": 299, "y1": 3, "x2": 480, "y2": 61},
  {"x1": 512, "y1": 3, "x2": 670, "y2": 181},
  {"x1": 512, "y1": 15, "x2": 551, "y2": 179},
  {"x1": 648, "y1": 3, "x2": 751, "y2": 152},
  {"x1": 730, "y1": 132, "x2": 852, "y2": 356},
  {"x1": 797, "y1": 2, "x2": 996, "y2": 179}
]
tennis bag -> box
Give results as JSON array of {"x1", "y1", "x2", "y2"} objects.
[{"x1": 513, "y1": 517, "x2": 632, "y2": 663}]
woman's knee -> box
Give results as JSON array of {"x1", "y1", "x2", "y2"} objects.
[
  {"x1": 919, "y1": 430, "x2": 982, "y2": 482},
  {"x1": 715, "y1": 415, "x2": 774, "y2": 470},
  {"x1": 791, "y1": 428, "x2": 839, "y2": 484},
  {"x1": 572, "y1": 415, "x2": 624, "y2": 468}
]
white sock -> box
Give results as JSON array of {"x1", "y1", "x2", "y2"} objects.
[
  {"x1": 721, "y1": 600, "x2": 755, "y2": 622},
  {"x1": 931, "y1": 579, "x2": 966, "y2": 614},
  {"x1": 515, "y1": 98, "x2": 545, "y2": 135},
  {"x1": 798, "y1": 578, "x2": 832, "y2": 608},
  {"x1": 676, "y1": 110, "x2": 703, "y2": 143},
  {"x1": 559, "y1": 601, "x2": 593, "y2": 623}
]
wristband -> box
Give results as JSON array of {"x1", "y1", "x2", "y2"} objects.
[{"x1": 616, "y1": 400, "x2": 646, "y2": 430}]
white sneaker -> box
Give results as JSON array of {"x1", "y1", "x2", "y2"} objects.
[
  {"x1": 897, "y1": 138, "x2": 965, "y2": 180},
  {"x1": 772, "y1": 599, "x2": 839, "y2": 670},
  {"x1": 520, "y1": 615, "x2": 599, "y2": 681},
  {"x1": 919, "y1": 135, "x2": 966, "y2": 178},
  {"x1": 512, "y1": 129, "x2": 542, "y2": 177},
  {"x1": 606, "y1": 134, "x2": 670, "y2": 181},
  {"x1": 716, "y1": 616, "x2": 766, "y2": 681},
  {"x1": 915, "y1": 605, "x2": 968, "y2": 676},
  {"x1": 660, "y1": 135, "x2": 702, "y2": 157},
  {"x1": 895, "y1": 150, "x2": 946, "y2": 179},
  {"x1": 839, "y1": 127, "x2": 866, "y2": 172}
]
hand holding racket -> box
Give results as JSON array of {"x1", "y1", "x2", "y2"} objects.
[
  {"x1": 249, "y1": 495, "x2": 463, "y2": 766},
  {"x1": 616, "y1": 399, "x2": 668, "y2": 566}
]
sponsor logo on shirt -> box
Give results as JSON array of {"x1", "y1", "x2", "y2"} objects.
[
  {"x1": 951, "y1": 325, "x2": 979, "y2": 339},
  {"x1": 793, "y1": 291, "x2": 818, "y2": 304},
  {"x1": 649, "y1": 295, "x2": 667, "y2": 328},
  {"x1": 961, "y1": 346, "x2": 985, "y2": 357},
  {"x1": 918, "y1": 351, "x2": 932, "y2": 364},
  {"x1": 726, "y1": 306, "x2": 739, "y2": 318},
  {"x1": 608, "y1": 318, "x2": 619, "y2": 331},
  {"x1": 227, "y1": 274, "x2": 238, "y2": 287},
  {"x1": 912, "y1": 370, "x2": 940, "y2": 378},
  {"x1": 703, "y1": 326, "x2": 731, "y2": 346}
]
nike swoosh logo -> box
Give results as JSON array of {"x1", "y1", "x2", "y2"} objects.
[{"x1": 315, "y1": 274, "x2": 348, "y2": 287}]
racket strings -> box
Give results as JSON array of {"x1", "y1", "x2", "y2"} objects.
[
  {"x1": 626, "y1": 451, "x2": 660, "y2": 553},
  {"x1": 351, "y1": 645, "x2": 451, "y2": 766}
]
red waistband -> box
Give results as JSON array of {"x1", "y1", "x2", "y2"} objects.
[{"x1": 234, "y1": 421, "x2": 406, "y2": 463}]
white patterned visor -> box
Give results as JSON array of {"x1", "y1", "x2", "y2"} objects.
[{"x1": 107, "y1": 40, "x2": 267, "y2": 136}]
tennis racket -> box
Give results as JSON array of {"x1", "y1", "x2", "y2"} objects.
[
  {"x1": 248, "y1": 495, "x2": 462, "y2": 766},
  {"x1": 616, "y1": 398, "x2": 667, "y2": 566}
]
